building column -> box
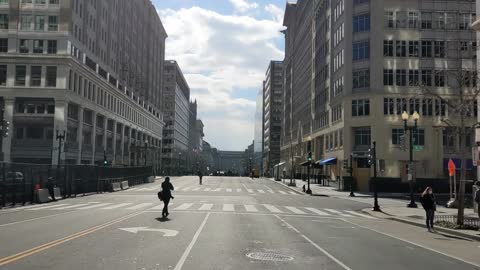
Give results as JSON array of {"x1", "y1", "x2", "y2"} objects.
[
  {"x1": 1, "y1": 98, "x2": 14, "y2": 162},
  {"x1": 120, "y1": 124, "x2": 125, "y2": 165},
  {"x1": 52, "y1": 100, "x2": 68, "y2": 165},
  {"x1": 127, "y1": 127, "x2": 132, "y2": 166},
  {"x1": 90, "y1": 112, "x2": 97, "y2": 165},
  {"x1": 112, "y1": 120, "x2": 117, "y2": 164},
  {"x1": 103, "y1": 116, "x2": 108, "y2": 154},
  {"x1": 76, "y1": 106, "x2": 84, "y2": 164}
]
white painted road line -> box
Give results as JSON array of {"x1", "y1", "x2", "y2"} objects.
[
  {"x1": 305, "y1": 207, "x2": 330, "y2": 216},
  {"x1": 26, "y1": 204, "x2": 70, "y2": 210},
  {"x1": 102, "y1": 203, "x2": 133, "y2": 210},
  {"x1": 236, "y1": 188, "x2": 242, "y2": 192},
  {"x1": 76, "y1": 203, "x2": 112, "y2": 210},
  {"x1": 344, "y1": 210, "x2": 377, "y2": 219},
  {"x1": 203, "y1": 188, "x2": 211, "y2": 191},
  {"x1": 50, "y1": 204, "x2": 90, "y2": 210},
  {"x1": 223, "y1": 204, "x2": 234, "y2": 211},
  {"x1": 267, "y1": 190, "x2": 275, "y2": 194},
  {"x1": 212, "y1": 188, "x2": 221, "y2": 192},
  {"x1": 278, "y1": 191, "x2": 287, "y2": 195},
  {"x1": 285, "y1": 206, "x2": 306, "y2": 214},
  {"x1": 125, "y1": 203, "x2": 153, "y2": 210},
  {"x1": 263, "y1": 204, "x2": 283, "y2": 213},
  {"x1": 199, "y1": 204, "x2": 213, "y2": 211},
  {"x1": 289, "y1": 191, "x2": 297, "y2": 195},
  {"x1": 226, "y1": 188, "x2": 232, "y2": 192},
  {"x1": 182, "y1": 187, "x2": 193, "y2": 191},
  {"x1": 324, "y1": 209, "x2": 353, "y2": 217},
  {"x1": 247, "y1": 189, "x2": 253, "y2": 193},
  {"x1": 244, "y1": 205, "x2": 258, "y2": 212},
  {"x1": 174, "y1": 213, "x2": 210, "y2": 270},
  {"x1": 192, "y1": 187, "x2": 201, "y2": 191},
  {"x1": 257, "y1": 189, "x2": 265, "y2": 193},
  {"x1": 174, "y1": 203, "x2": 194, "y2": 210}
]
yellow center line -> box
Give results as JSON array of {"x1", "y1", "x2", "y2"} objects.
[{"x1": 0, "y1": 211, "x2": 143, "y2": 266}]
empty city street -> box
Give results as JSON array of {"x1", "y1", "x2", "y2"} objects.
[{"x1": 0, "y1": 176, "x2": 479, "y2": 270}]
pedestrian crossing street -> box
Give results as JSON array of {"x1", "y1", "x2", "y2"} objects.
[
  {"x1": 125, "y1": 185, "x2": 299, "y2": 195},
  {"x1": 19, "y1": 201, "x2": 376, "y2": 219}
]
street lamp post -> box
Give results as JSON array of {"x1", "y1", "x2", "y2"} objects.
[
  {"x1": 178, "y1": 152, "x2": 182, "y2": 176},
  {"x1": 402, "y1": 110, "x2": 419, "y2": 208},
  {"x1": 144, "y1": 140, "x2": 148, "y2": 167},
  {"x1": 56, "y1": 130, "x2": 65, "y2": 198}
]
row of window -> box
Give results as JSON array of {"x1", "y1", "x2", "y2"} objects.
[
  {"x1": 383, "y1": 98, "x2": 451, "y2": 117},
  {"x1": 19, "y1": 14, "x2": 58, "y2": 31},
  {"x1": 331, "y1": 104, "x2": 342, "y2": 123},
  {"x1": 325, "y1": 129, "x2": 344, "y2": 152},
  {"x1": 333, "y1": 49, "x2": 344, "y2": 72},
  {"x1": 17, "y1": 39, "x2": 58, "y2": 54},
  {"x1": 384, "y1": 40, "x2": 476, "y2": 59},
  {"x1": 0, "y1": 65, "x2": 57, "y2": 87},
  {"x1": 383, "y1": 69, "x2": 477, "y2": 88},
  {"x1": 333, "y1": 0, "x2": 345, "y2": 22},
  {"x1": 385, "y1": 11, "x2": 476, "y2": 31}
]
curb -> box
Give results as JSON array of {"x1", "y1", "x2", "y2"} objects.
[
  {"x1": 262, "y1": 178, "x2": 305, "y2": 195},
  {"x1": 361, "y1": 209, "x2": 480, "y2": 242}
]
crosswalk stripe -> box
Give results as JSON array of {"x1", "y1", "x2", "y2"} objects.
[
  {"x1": 127, "y1": 188, "x2": 139, "y2": 192},
  {"x1": 226, "y1": 188, "x2": 232, "y2": 192},
  {"x1": 236, "y1": 188, "x2": 242, "y2": 192},
  {"x1": 182, "y1": 187, "x2": 193, "y2": 191},
  {"x1": 285, "y1": 206, "x2": 306, "y2": 214},
  {"x1": 199, "y1": 204, "x2": 213, "y2": 210},
  {"x1": 212, "y1": 188, "x2": 221, "y2": 192},
  {"x1": 267, "y1": 190, "x2": 275, "y2": 194},
  {"x1": 76, "y1": 203, "x2": 112, "y2": 210},
  {"x1": 344, "y1": 210, "x2": 376, "y2": 219},
  {"x1": 244, "y1": 205, "x2": 258, "y2": 212},
  {"x1": 223, "y1": 204, "x2": 234, "y2": 211},
  {"x1": 278, "y1": 191, "x2": 287, "y2": 195},
  {"x1": 257, "y1": 189, "x2": 265, "y2": 193},
  {"x1": 204, "y1": 188, "x2": 211, "y2": 191},
  {"x1": 21, "y1": 204, "x2": 55, "y2": 210},
  {"x1": 247, "y1": 189, "x2": 253, "y2": 193},
  {"x1": 126, "y1": 203, "x2": 153, "y2": 210},
  {"x1": 263, "y1": 204, "x2": 283, "y2": 213},
  {"x1": 137, "y1": 188, "x2": 150, "y2": 191},
  {"x1": 324, "y1": 209, "x2": 353, "y2": 217},
  {"x1": 305, "y1": 207, "x2": 330, "y2": 216},
  {"x1": 192, "y1": 187, "x2": 201, "y2": 191},
  {"x1": 174, "y1": 203, "x2": 194, "y2": 210},
  {"x1": 149, "y1": 203, "x2": 173, "y2": 210},
  {"x1": 288, "y1": 191, "x2": 297, "y2": 195},
  {"x1": 26, "y1": 203, "x2": 70, "y2": 210},
  {"x1": 102, "y1": 203, "x2": 133, "y2": 209},
  {"x1": 50, "y1": 203, "x2": 90, "y2": 210}
]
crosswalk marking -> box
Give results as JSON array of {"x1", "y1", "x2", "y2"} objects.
[
  {"x1": 204, "y1": 188, "x2": 211, "y2": 191},
  {"x1": 244, "y1": 205, "x2": 258, "y2": 212},
  {"x1": 76, "y1": 203, "x2": 112, "y2": 210},
  {"x1": 246, "y1": 189, "x2": 253, "y2": 193},
  {"x1": 288, "y1": 191, "x2": 297, "y2": 195},
  {"x1": 324, "y1": 208, "x2": 353, "y2": 217},
  {"x1": 126, "y1": 203, "x2": 153, "y2": 210},
  {"x1": 212, "y1": 188, "x2": 221, "y2": 192},
  {"x1": 26, "y1": 203, "x2": 70, "y2": 210},
  {"x1": 149, "y1": 203, "x2": 173, "y2": 210},
  {"x1": 174, "y1": 203, "x2": 194, "y2": 210},
  {"x1": 226, "y1": 188, "x2": 232, "y2": 192},
  {"x1": 267, "y1": 190, "x2": 275, "y2": 194},
  {"x1": 278, "y1": 191, "x2": 287, "y2": 195},
  {"x1": 305, "y1": 207, "x2": 330, "y2": 216},
  {"x1": 344, "y1": 210, "x2": 376, "y2": 219},
  {"x1": 50, "y1": 203, "x2": 90, "y2": 210},
  {"x1": 182, "y1": 187, "x2": 193, "y2": 191},
  {"x1": 257, "y1": 189, "x2": 265, "y2": 193},
  {"x1": 192, "y1": 187, "x2": 201, "y2": 191},
  {"x1": 236, "y1": 188, "x2": 242, "y2": 192},
  {"x1": 127, "y1": 188, "x2": 139, "y2": 192},
  {"x1": 102, "y1": 203, "x2": 132, "y2": 210},
  {"x1": 285, "y1": 206, "x2": 306, "y2": 214},
  {"x1": 137, "y1": 188, "x2": 150, "y2": 191},
  {"x1": 223, "y1": 204, "x2": 234, "y2": 211},
  {"x1": 263, "y1": 204, "x2": 282, "y2": 213},
  {"x1": 199, "y1": 204, "x2": 213, "y2": 210}
]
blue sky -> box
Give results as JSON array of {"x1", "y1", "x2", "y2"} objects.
[{"x1": 153, "y1": 0, "x2": 287, "y2": 151}]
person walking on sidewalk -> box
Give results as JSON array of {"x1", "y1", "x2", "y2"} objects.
[
  {"x1": 475, "y1": 181, "x2": 480, "y2": 218},
  {"x1": 420, "y1": 186, "x2": 436, "y2": 232},
  {"x1": 160, "y1": 177, "x2": 174, "y2": 218}
]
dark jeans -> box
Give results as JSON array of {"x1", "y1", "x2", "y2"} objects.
[
  {"x1": 163, "y1": 198, "x2": 170, "y2": 217},
  {"x1": 425, "y1": 209, "x2": 435, "y2": 228}
]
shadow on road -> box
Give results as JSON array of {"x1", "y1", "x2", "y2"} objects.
[{"x1": 155, "y1": 217, "x2": 170, "y2": 222}]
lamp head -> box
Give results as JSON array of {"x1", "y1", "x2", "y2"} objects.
[
  {"x1": 401, "y1": 111, "x2": 409, "y2": 121},
  {"x1": 412, "y1": 111, "x2": 420, "y2": 121}
]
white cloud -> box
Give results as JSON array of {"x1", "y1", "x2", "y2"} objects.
[
  {"x1": 229, "y1": 0, "x2": 259, "y2": 13},
  {"x1": 158, "y1": 6, "x2": 284, "y2": 150},
  {"x1": 264, "y1": 4, "x2": 284, "y2": 23}
]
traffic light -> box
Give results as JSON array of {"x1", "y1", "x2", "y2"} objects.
[
  {"x1": 1, "y1": 120, "x2": 9, "y2": 137},
  {"x1": 367, "y1": 148, "x2": 373, "y2": 166},
  {"x1": 307, "y1": 151, "x2": 312, "y2": 162},
  {"x1": 103, "y1": 151, "x2": 108, "y2": 166},
  {"x1": 343, "y1": 159, "x2": 348, "y2": 169}
]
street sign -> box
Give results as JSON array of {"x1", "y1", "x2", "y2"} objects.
[
  {"x1": 119, "y1": 227, "x2": 179, "y2": 236},
  {"x1": 448, "y1": 159, "x2": 456, "y2": 176},
  {"x1": 413, "y1": 145, "x2": 423, "y2": 151}
]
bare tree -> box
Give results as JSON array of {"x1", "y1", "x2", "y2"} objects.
[{"x1": 419, "y1": 69, "x2": 480, "y2": 225}]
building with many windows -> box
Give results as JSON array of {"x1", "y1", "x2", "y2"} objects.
[
  {"x1": 253, "y1": 88, "x2": 263, "y2": 175},
  {"x1": 281, "y1": 0, "x2": 477, "y2": 191},
  {"x1": 162, "y1": 60, "x2": 190, "y2": 175},
  {"x1": 0, "y1": 0, "x2": 166, "y2": 171}
]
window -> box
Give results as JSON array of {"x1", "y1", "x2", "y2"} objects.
[
  {"x1": 49, "y1": 0, "x2": 59, "y2": 4},
  {"x1": 396, "y1": 98, "x2": 407, "y2": 115},
  {"x1": 33, "y1": 39, "x2": 43, "y2": 53},
  {"x1": 383, "y1": 98, "x2": 395, "y2": 115},
  {"x1": 392, "y1": 129, "x2": 405, "y2": 145},
  {"x1": 0, "y1": 14, "x2": 8, "y2": 29},
  {"x1": 434, "y1": 71, "x2": 445, "y2": 87},
  {"x1": 354, "y1": 127, "x2": 371, "y2": 145},
  {"x1": 421, "y1": 12, "x2": 432, "y2": 29},
  {"x1": 409, "y1": 70, "x2": 419, "y2": 86},
  {"x1": 396, "y1": 40, "x2": 406, "y2": 57},
  {"x1": 34, "y1": 15, "x2": 45, "y2": 31},
  {"x1": 459, "y1": 13, "x2": 470, "y2": 30},
  {"x1": 435, "y1": 12, "x2": 445, "y2": 29},
  {"x1": 413, "y1": 129, "x2": 425, "y2": 146},
  {"x1": 26, "y1": 127, "x2": 43, "y2": 139},
  {"x1": 353, "y1": 40, "x2": 369, "y2": 61},
  {"x1": 421, "y1": 40, "x2": 432, "y2": 57},
  {"x1": 0, "y1": 65, "x2": 6, "y2": 86},
  {"x1": 30, "y1": 66, "x2": 42, "y2": 86},
  {"x1": 435, "y1": 99, "x2": 446, "y2": 116},
  {"x1": 421, "y1": 70, "x2": 432, "y2": 86},
  {"x1": 408, "y1": 11, "x2": 418, "y2": 28},
  {"x1": 408, "y1": 41, "x2": 419, "y2": 57},
  {"x1": 15, "y1": 65, "x2": 26, "y2": 86},
  {"x1": 46, "y1": 66, "x2": 57, "y2": 87},
  {"x1": 434, "y1": 41, "x2": 445, "y2": 58},
  {"x1": 422, "y1": 99, "x2": 433, "y2": 116},
  {"x1": 352, "y1": 99, "x2": 370, "y2": 116},
  {"x1": 446, "y1": 13, "x2": 457, "y2": 30},
  {"x1": 396, "y1": 11, "x2": 406, "y2": 28},
  {"x1": 0, "y1": 38, "x2": 7, "y2": 52},
  {"x1": 385, "y1": 11, "x2": 394, "y2": 28},
  {"x1": 20, "y1": 15, "x2": 32, "y2": 31},
  {"x1": 384, "y1": 40, "x2": 393, "y2": 56},
  {"x1": 47, "y1": 40, "x2": 57, "y2": 54},
  {"x1": 352, "y1": 69, "x2": 369, "y2": 89},
  {"x1": 353, "y1": 0, "x2": 368, "y2": 4},
  {"x1": 396, "y1": 69, "x2": 407, "y2": 86},
  {"x1": 48, "y1": 16, "x2": 58, "y2": 31},
  {"x1": 36, "y1": 0, "x2": 46, "y2": 4},
  {"x1": 19, "y1": 39, "x2": 29, "y2": 53},
  {"x1": 409, "y1": 98, "x2": 420, "y2": 115},
  {"x1": 384, "y1": 69, "x2": 394, "y2": 86},
  {"x1": 15, "y1": 127, "x2": 24, "y2": 139},
  {"x1": 353, "y1": 14, "x2": 370, "y2": 32}
]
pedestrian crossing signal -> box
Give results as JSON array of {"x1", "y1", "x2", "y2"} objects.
[{"x1": 307, "y1": 152, "x2": 312, "y2": 162}]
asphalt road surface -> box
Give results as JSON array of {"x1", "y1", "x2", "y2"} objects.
[{"x1": 0, "y1": 176, "x2": 479, "y2": 270}]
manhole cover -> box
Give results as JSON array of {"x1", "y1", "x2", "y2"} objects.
[{"x1": 246, "y1": 252, "x2": 294, "y2": 262}]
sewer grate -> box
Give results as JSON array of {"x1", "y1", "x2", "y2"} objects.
[{"x1": 246, "y1": 252, "x2": 294, "y2": 262}]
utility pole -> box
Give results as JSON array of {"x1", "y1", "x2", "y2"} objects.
[{"x1": 371, "y1": 141, "x2": 380, "y2": 211}]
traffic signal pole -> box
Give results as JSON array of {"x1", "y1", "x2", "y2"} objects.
[
  {"x1": 306, "y1": 151, "x2": 312, "y2": 194},
  {"x1": 372, "y1": 141, "x2": 380, "y2": 211}
]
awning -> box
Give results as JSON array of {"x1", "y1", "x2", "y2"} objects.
[
  {"x1": 317, "y1": 157, "x2": 337, "y2": 165},
  {"x1": 299, "y1": 161, "x2": 310, "y2": 167}
]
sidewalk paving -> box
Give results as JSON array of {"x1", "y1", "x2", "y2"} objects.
[{"x1": 266, "y1": 177, "x2": 480, "y2": 241}]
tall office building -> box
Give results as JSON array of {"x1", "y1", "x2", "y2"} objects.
[
  {"x1": 262, "y1": 60, "x2": 283, "y2": 176},
  {"x1": 0, "y1": 0, "x2": 166, "y2": 170},
  {"x1": 253, "y1": 88, "x2": 263, "y2": 175},
  {"x1": 162, "y1": 60, "x2": 189, "y2": 175},
  {"x1": 281, "y1": 0, "x2": 477, "y2": 191}
]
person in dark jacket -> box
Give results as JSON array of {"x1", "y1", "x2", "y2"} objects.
[
  {"x1": 475, "y1": 181, "x2": 480, "y2": 218},
  {"x1": 46, "y1": 177, "x2": 57, "y2": 201},
  {"x1": 198, "y1": 171, "x2": 203, "y2": 185},
  {"x1": 420, "y1": 186, "x2": 436, "y2": 232},
  {"x1": 161, "y1": 177, "x2": 174, "y2": 218}
]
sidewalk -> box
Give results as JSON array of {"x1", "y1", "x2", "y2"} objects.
[{"x1": 266, "y1": 177, "x2": 480, "y2": 241}]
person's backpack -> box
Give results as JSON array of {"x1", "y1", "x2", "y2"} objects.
[{"x1": 157, "y1": 191, "x2": 163, "y2": 201}]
